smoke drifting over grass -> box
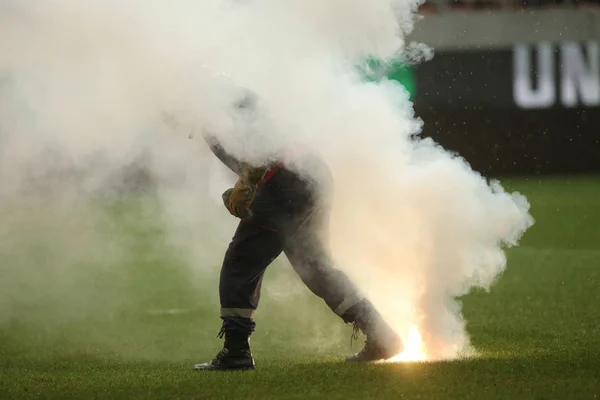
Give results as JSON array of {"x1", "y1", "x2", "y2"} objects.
[{"x1": 0, "y1": 0, "x2": 532, "y2": 360}]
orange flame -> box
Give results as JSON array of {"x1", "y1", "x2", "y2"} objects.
[{"x1": 387, "y1": 325, "x2": 426, "y2": 362}]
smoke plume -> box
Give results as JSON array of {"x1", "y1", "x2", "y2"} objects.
[{"x1": 0, "y1": 0, "x2": 533, "y2": 360}]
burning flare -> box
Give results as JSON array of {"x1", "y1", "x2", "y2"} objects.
[{"x1": 388, "y1": 325, "x2": 426, "y2": 362}]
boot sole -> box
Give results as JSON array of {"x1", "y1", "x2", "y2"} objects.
[
  {"x1": 193, "y1": 364, "x2": 255, "y2": 371},
  {"x1": 345, "y1": 348, "x2": 400, "y2": 363},
  {"x1": 345, "y1": 356, "x2": 384, "y2": 363}
]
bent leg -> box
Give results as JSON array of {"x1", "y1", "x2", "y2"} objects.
[{"x1": 283, "y1": 220, "x2": 363, "y2": 322}]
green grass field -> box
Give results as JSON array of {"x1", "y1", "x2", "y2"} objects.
[{"x1": 1, "y1": 175, "x2": 599, "y2": 400}]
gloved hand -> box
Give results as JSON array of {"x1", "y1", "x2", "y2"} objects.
[
  {"x1": 222, "y1": 179, "x2": 257, "y2": 219},
  {"x1": 241, "y1": 163, "x2": 267, "y2": 186},
  {"x1": 221, "y1": 163, "x2": 269, "y2": 219}
]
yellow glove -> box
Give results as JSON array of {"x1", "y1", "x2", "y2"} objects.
[
  {"x1": 241, "y1": 163, "x2": 268, "y2": 185},
  {"x1": 221, "y1": 163, "x2": 269, "y2": 219},
  {"x1": 222, "y1": 179, "x2": 257, "y2": 219}
]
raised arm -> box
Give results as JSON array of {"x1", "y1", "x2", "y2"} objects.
[{"x1": 202, "y1": 132, "x2": 244, "y2": 176}]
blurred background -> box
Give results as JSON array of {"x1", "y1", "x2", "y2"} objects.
[{"x1": 387, "y1": 2, "x2": 600, "y2": 176}]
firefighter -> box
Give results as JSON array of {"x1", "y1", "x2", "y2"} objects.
[{"x1": 192, "y1": 95, "x2": 403, "y2": 371}]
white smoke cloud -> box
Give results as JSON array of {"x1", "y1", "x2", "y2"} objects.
[{"x1": 0, "y1": 0, "x2": 533, "y2": 360}]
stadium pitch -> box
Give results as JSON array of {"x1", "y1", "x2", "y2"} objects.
[{"x1": 1, "y1": 176, "x2": 599, "y2": 400}]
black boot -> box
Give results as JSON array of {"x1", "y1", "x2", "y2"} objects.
[
  {"x1": 193, "y1": 329, "x2": 255, "y2": 371},
  {"x1": 343, "y1": 300, "x2": 403, "y2": 362}
]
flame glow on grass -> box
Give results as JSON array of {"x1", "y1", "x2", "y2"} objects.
[{"x1": 387, "y1": 325, "x2": 426, "y2": 363}]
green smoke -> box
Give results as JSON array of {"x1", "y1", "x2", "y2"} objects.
[{"x1": 358, "y1": 56, "x2": 416, "y2": 101}]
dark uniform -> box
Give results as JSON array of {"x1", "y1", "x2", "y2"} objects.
[{"x1": 193, "y1": 98, "x2": 402, "y2": 371}]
